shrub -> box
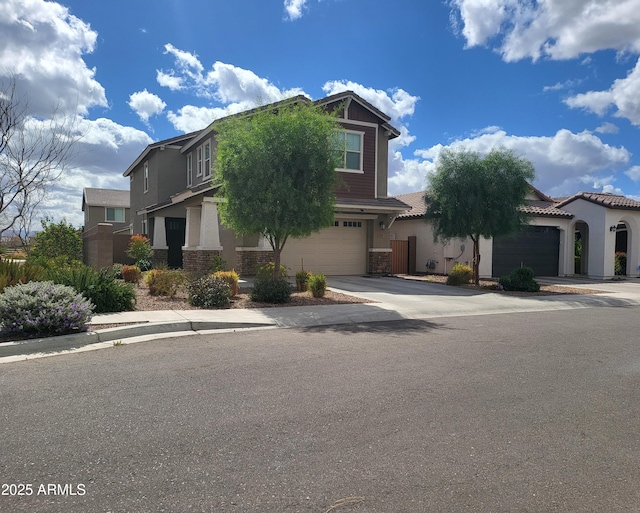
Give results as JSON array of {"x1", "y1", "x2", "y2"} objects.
[
  {"x1": 0, "y1": 281, "x2": 93, "y2": 337},
  {"x1": 209, "y1": 255, "x2": 227, "y2": 273},
  {"x1": 122, "y1": 265, "x2": 142, "y2": 283},
  {"x1": 146, "y1": 269, "x2": 185, "y2": 297},
  {"x1": 256, "y1": 262, "x2": 288, "y2": 281},
  {"x1": 186, "y1": 275, "x2": 231, "y2": 308},
  {"x1": 499, "y1": 266, "x2": 540, "y2": 292},
  {"x1": 446, "y1": 263, "x2": 473, "y2": 286},
  {"x1": 126, "y1": 234, "x2": 153, "y2": 271},
  {"x1": 112, "y1": 263, "x2": 124, "y2": 279},
  {"x1": 213, "y1": 270, "x2": 239, "y2": 297},
  {"x1": 0, "y1": 259, "x2": 46, "y2": 292},
  {"x1": 615, "y1": 252, "x2": 627, "y2": 275},
  {"x1": 308, "y1": 273, "x2": 327, "y2": 298},
  {"x1": 46, "y1": 265, "x2": 136, "y2": 313},
  {"x1": 29, "y1": 217, "x2": 82, "y2": 263},
  {"x1": 250, "y1": 278, "x2": 292, "y2": 304},
  {"x1": 295, "y1": 270, "x2": 312, "y2": 292}
]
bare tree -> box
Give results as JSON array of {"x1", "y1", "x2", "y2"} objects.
[{"x1": 0, "y1": 76, "x2": 78, "y2": 240}]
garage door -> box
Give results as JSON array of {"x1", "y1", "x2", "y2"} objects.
[
  {"x1": 492, "y1": 226, "x2": 560, "y2": 278},
  {"x1": 280, "y1": 220, "x2": 367, "y2": 275}
]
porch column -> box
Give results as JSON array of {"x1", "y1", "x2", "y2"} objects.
[
  {"x1": 152, "y1": 216, "x2": 168, "y2": 249},
  {"x1": 183, "y1": 206, "x2": 201, "y2": 249},
  {"x1": 197, "y1": 197, "x2": 223, "y2": 250}
]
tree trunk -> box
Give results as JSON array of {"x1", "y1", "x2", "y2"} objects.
[{"x1": 472, "y1": 236, "x2": 481, "y2": 286}]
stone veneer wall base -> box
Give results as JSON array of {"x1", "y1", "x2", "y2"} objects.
[
  {"x1": 236, "y1": 250, "x2": 274, "y2": 276},
  {"x1": 369, "y1": 250, "x2": 391, "y2": 275},
  {"x1": 183, "y1": 249, "x2": 222, "y2": 273}
]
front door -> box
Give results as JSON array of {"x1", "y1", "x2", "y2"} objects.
[{"x1": 166, "y1": 217, "x2": 186, "y2": 268}]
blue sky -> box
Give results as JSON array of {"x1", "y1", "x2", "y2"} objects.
[{"x1": 2, "y1": 0, "x2": 640, "y2": 227}]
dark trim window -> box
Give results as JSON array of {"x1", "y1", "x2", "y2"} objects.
[
  {"x1": 196, "y1": 146, "x2": 203, "y2": 177},
  {"x1": 204, "y1": 141, "x2": 211, "y2": 178},
  {"x1": 186, "y1": 153, "x2": 193, "y2": 186},
  {"x1": 106, "y1": 207, "x2": 125, "y2": 223},
  {"x1": 143, "y1": 162, "x2": 149, "y2": 193}
]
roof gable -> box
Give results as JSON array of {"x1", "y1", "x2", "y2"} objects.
[
  {"x1": 83, "y1": 188, "x2": 129, "y2": 211},
  {"x1": 555, "y1": 192, "x2": 640, "y2": 211}
]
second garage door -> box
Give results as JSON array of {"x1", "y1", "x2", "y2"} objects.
[
  {"x1": 492, "y1": 225, "x2": 560, "y2": 278},
  {"x1": 280, "y1": 220, "x2": 367, "y2": 275}
]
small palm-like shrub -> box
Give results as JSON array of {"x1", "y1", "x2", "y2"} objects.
[
  {"x1": 213, "y1": 270, "x2": 240, "y2": 297},
  {"x1": 122, "y1": 265, "x2": 142, "y2": 284},
  {"x1": 145, "y1": 269, "x2": 185, "y2": 297},
  {"x1": 499, "y1": 267, "x2": 540, "y2": 292},
  {"x1": 295, "y1": 270, "x2": 311, "y2": 292},
  {"x1": 0, "y1": 259, "x2": 45, "y2": 292},
  {"x1": 0, "y1": 281, "x2": 93, "y2": 337},
  {"x1": 46, "y1": 265, "x2": 136, "y2": 313},
  {"x1": 209, "y1": 255, "x2": 227, "y2": 273},
  {"x1": 308, "y1": 273, "x2": 327, "y2": 298},
  {"x1": 446, "y1": 263, "x2": 473, "y2": 286},
  {"x1": 250, "y1": 278, "x2": 292, "y2": 303},
  {"x1": 186, "y1": 275, "x2": 231, "y2": 308}
]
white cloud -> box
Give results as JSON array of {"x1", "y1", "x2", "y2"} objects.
[
  {"x1": 389, "y1": 127, "x2": 631, "y2": 197},
  {"x1": 284, "y1": 0, "x2": 307, "y2": 20},
  {"x1": 565, "y1": 58, "x2": 640, "y2": 125},
  {"x1": 0, "y1": 0, "x2": 107, "y2": 117},
  {"x1": 595, "y1": 122, "x2": 620, "y2": 134},
  {"x1": 128, "y1": 89, "x2": 167, "y2": 124},
  {"x1": 626, "y1": 166, "x2": 640, "y2": 181},
  {"x1": 158, "y1": 45, "x2": 307, "y2": 132},
  {"x1": 450, "y1": 0, "x2": 640, "y2": 62}
]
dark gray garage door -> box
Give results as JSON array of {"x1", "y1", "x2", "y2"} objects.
[{"x1": 492, "y1": 226, "x2": 560, "y2": 278}]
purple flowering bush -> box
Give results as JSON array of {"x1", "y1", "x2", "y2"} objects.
[{"x1": 0, "y1": 281, "x2": 94, "y2": 338}]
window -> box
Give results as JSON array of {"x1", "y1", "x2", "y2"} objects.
[
  {"x1": 141, "y1": 219, "x2": 148, "y2": 236},
  {"x1": 143, "y1": 162, "x2": 149, "y2": 193},
  {"x1": 342, "y1": 221, "x2": 362, "y2": 228},
  {"x1": 196, "y1": 146, "x2": 203, "y2": 177},
  {"x1": 106, "y1": 207, "x2": 125, "y2": 223},
  {"x1": 336, "y1": 131, "x2": 363, "y2": 172},
  {"x1": 203, "y1": 141, "x2": 211, "y2": 178},
  {"x1": 186, "y1": 153, "x2": 193, "y2": 187}
]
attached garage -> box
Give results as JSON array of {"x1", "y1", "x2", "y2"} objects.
[
  {"x1": 280, "y1": 219, "x2": 367, "y2": 275},
  {"x1": 492, "y1": 225, "x2": 560, "y2": 277}
]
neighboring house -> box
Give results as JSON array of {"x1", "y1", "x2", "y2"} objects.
[
  {"x1": 82, "y1": 188, "x2": 130, "y2": 232},
  {"x1": 81, "y1": 188, "x2": 133, "y2": 269},
  {"x1": 123, "y1": 91, "x2": 409, "y2": 274},
  {"x1": 391, "y1": 187, "x2": 640, "y2": 279}
]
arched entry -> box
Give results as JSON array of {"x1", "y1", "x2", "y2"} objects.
[
  {"x1": 573, "y1": 221, "x2": 589, "y2": 275},
  {"x1": 614, "y1": 221, "x2": 628, "y2": 276}
]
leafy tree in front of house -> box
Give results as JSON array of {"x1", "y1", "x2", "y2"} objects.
[
  {"x1": 424, "y1": 148, "x2": 535, "y2": 285},
  {"x1": 29, "y1": 217, "x2": 83, "y2": 264},
  {"x1": 215, "y1": 100, "x2": 342, "y2": 279}
]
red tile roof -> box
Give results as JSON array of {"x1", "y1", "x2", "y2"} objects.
[{"x1": 555, "y1": 192, "x2": 640, "y2": 210}]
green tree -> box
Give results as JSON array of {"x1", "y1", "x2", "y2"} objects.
[
  {"x1": 425, "y1": 148, "x2": 535, "y2": 285},
  {"x1": 215, "y1": 100, "x2": 341, "y2": 279},
  {"x1": 29, "y1": 217, "x2": 83, "y2": 263}
]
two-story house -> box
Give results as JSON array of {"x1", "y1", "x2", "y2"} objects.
[
  {"x1": 123, "y1": 91, "x2": 409, "y2": 275},
  {"x1": 82, "y1": 188, "x2": 130, "y2": 232}
]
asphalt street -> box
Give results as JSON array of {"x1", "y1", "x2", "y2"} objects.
[{"x1": 2, "y1": 306, "x2": 640, "y2": 512}]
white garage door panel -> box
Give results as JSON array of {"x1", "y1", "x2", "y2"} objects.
[{"x1": 281, "y1": 222, "x2": 367, "y2": 275}]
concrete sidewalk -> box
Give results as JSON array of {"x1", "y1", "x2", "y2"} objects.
[{"x1": 2, "y1": 276, "x2": 640, "y2": 360}]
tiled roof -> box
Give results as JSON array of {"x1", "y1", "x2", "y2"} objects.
[
  {"x1": 83, "y1": 188, "x2": 129, "y2": 209},
  {"x1": 520, "y1": 200, "x2": 572, "y2": 218},
  {"x1": 394, "y1": 191, "x2": 428, "y2": 218},
  {"x1": 555, "y1": 192, "x2": 640, "y2": 210},
  {"x1": 394, "y1": 191, "x2": 572, "y2": 219}
]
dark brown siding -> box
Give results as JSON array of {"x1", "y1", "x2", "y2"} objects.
[
  {"x1": 347, "y1": 101, "x2": 381, "y2": 124},
  {"x1": 335, "y1": 123, "x2": 377, "y2": 200}
]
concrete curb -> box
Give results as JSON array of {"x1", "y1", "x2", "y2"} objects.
[{"x1": 0, "y1": 321, "x2": 273, "y2": 357}]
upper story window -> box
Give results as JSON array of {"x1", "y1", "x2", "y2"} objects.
[
  {"x1": 203, "y1": 141, "x2": 211, "y2": 178},
  {"x1": 186, "y1": 153, "x2": 193, "y2": 187},
  {"x1": 143, "y1": 162, "x2": 149, "y2": 193},
  {"x1": 336, "y1": 131, "x2": 363, "y2": 173},
  {"x1": 106, "y1": 207, "x2": 125, "y2": 223},
  {"x1": 196, "y1": 146, "x2": 203, "y2": 177}
]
